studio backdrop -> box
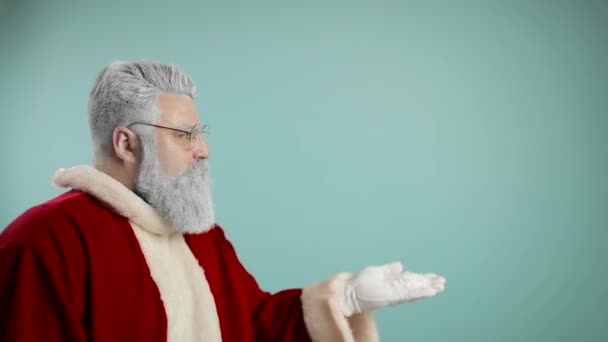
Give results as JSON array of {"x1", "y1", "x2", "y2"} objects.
[{"x1": 1, "y1": 1, "x2": 606, "y2": 340}]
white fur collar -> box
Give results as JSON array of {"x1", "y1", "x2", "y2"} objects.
[{"x1": 52, "y1": 165, "x2": 175, "y2": 236}]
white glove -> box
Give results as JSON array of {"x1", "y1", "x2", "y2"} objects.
[{"x1": 342, "y1": 261, "x2": 446, "y2": 317}]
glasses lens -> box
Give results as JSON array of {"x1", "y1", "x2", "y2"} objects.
[{"x1": 189, "y1": 124, "x2": 202, "y2": 149}]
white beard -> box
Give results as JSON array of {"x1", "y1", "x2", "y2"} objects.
[{"x1": 133, "y1": 140, "x2": 215, "y2": 234}]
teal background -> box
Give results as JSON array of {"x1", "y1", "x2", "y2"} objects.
[{"x1": 1, "y1": 0, "x2": 607, "y2": 340}]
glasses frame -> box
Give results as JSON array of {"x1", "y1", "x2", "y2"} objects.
[{"x1": 126, "y1": 121, "x2": 207, "y2": 149}]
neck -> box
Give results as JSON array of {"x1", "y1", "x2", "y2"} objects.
[{"x1": 94, "y1": 157, "x2": 137, "y2": 190}]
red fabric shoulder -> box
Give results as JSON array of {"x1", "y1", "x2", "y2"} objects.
[
  {"x1": 0, "y1": 190, "x2": 168, "y2": 341},
  {"x1": 1, "y1": 190, "x2": 112, "y2": 247}
]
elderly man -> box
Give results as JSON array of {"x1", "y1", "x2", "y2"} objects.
[{"x1": 0, "y1": 61, "x2": 446, "y2": 341}]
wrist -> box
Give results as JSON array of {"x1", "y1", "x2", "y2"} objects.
[{"x1": 342, "y1": 281, "x2": 359, "y2": 317}]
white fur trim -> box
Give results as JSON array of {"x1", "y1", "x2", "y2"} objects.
[
  {"x1": 131, "y1": 223, "x2": 222, "y2": 342},
  {"x1": 301, "y1": 273, "x2": 379, "y2": 342},
  {"x1": 52, "y1": 165, "x2": 174, "y2": 235},
  {"x1": 53, "y1": 166, "x2": 222, "y2": 340}
]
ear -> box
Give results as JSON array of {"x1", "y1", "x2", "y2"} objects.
[{"x1": 112, "y1": 126, "x2": 140, "y2": 164}]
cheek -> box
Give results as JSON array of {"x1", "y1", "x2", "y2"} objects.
[{"x1": 156, "y1": 138, "x2": 191, "y2": 176}]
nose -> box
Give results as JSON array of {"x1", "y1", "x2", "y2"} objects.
[{"x1": 192, "y1": 135, "x2": 210, "y2": 160}]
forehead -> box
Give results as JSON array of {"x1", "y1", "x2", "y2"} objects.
[{"x1": 156, "y1": 93, "x2": 200, "y2": 126}]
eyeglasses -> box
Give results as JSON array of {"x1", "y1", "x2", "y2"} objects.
[{"x1": 126, "y1": 121, "x2": 208, "y2": 150}]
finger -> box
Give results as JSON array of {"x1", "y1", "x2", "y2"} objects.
[
  {"x1": 432, "y1": 276, "x2": 446, "y2": 292},
  {"x1": 409, "y1": 286, "x2": 436, "y2": 299},
  {"x1": 430, "y1": 275, "x2": 445, "y2": 284},
  {"x1": 423, "y1": 273, "x2": 445, "y2": 286},
  {"x1": 383, "y1": 261, "x2": 404, "y2": 276},
  {"x1": 431, "y1": 281, "x2": 445, "y2": 293}
]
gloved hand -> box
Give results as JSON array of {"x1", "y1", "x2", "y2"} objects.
[{"x1": 342, "y1": 261, "x2": 446, "y2": 317}]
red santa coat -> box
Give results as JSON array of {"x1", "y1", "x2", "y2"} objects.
[{"x1": 0, "y1": 166, "x2": 378, "y2": 342}]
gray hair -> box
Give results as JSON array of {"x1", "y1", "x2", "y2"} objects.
[{"x1": 88, "y1": 61, "x2": 198, "y2": 160}]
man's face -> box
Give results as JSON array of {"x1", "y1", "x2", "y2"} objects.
[
  {"x1": 154, "y1": 93, "x2": 210, "y2": 176},
  {"x1": 132, "y1": 93, "x2": 215, "y2": 234}
]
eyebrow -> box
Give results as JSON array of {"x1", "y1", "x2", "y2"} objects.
[{"x1": 173, "y1": 123, "x2": 200, "y2": 130}]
